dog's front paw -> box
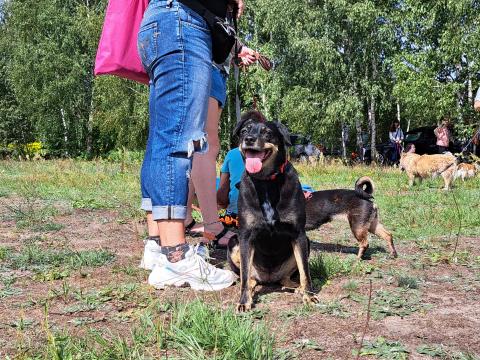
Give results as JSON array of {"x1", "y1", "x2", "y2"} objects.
[
  {"x1": 302, "y1": 293, "x2": 320, "y2": 305},
  {"x1": 236, "y1": 302, "x2": 252, "y2": 313}
]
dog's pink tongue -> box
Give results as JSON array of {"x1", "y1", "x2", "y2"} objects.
[
  {"x1": 246, "y1": 158, "x2": 262, "y2": 173},
  {"x1": 245, "y1": 151, "x2": 263, "y2": 173}
]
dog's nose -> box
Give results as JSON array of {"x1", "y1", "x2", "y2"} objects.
[{"x1": 244, "y1": 136, "x2": 255, "y2": 146}]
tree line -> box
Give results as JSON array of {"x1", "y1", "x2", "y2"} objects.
[{"x1": 1, "y1": 0, "x2": 479, "y2": 158}]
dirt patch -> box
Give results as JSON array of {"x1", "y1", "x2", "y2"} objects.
[{"x1": 1, "y1": 199, "x2": 479, "y2": 358}]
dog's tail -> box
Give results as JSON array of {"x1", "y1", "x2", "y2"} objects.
[{"x1": 355, "y1": 176, "x2": 374, "y2": 201}]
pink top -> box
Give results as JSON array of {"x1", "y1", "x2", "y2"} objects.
[{"x1": 435, "y1": 127, "x2": 450, "y2": 147}]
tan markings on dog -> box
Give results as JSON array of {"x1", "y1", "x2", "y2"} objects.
[
  {"x1": 292, "y1": 242, "x2": 319, "y2": 304},
  {"x1": 400, "y1": 152, "x2": 457, "y2": 190},
  {"x1": 281, "y1": 277, "x2": 300, "y2": 291},
  {"x1": 230, "y1": 244, "x2": 241, "y2": 269},
  {"x1": 351, "y1": 225, "x2": 369, "y2": 259},
  {"x1": 242, "y1": 212, "x2": 257, "y2": 227},
  {"x1": 240, "y1": 247, "x2": 255, "y2": 308},
  {"x1": 332, "y1": 213, "x2": 349, "y2": 222},
  {"x1": 369, "y1": 216, "x2": 397, "y2": 258}
]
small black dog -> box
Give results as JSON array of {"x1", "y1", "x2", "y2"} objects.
[
  {"x1": 305, "y1": 177, "x2": 397, "y2": 259},
  {"x1": 228, "y1": 111, "x2": 318, "y2": 311}
]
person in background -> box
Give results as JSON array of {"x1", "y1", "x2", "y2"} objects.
[
  {"x1": 389, "y1": 120, "x2": 404, "y2": 163},
  {"x1": 434, "y1": 118, "x2": 451, "y2": 153},
  {"x1": 137, "y1": 0, "x2": 245, "y2": 291},
  {"x1": 473, "y1": 88, "x2": 480, "y2": 155}
]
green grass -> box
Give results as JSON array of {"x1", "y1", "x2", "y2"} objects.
[
  {"x1": 1, "y1": 159, "x2": 479, "y2": 358},
  {"x1": 416, "y1": 344, "x2": 480, "y2": 359},
  {"x1": 355, "y1": 337, "x2": 409, "y2": 359},
  {"x1": 5, "y1": 245, "x2": 115, "y2": 273},
  {"x1": 31, "y1": 299, "x2": 277, "y2": 359},
  {"x1": 1, "y1": 160, "x2": 479, "y2": 239},
  {"x1": 351, "y1": 289, "x2": 430, "y2": 320},
  {"x1": 309, "y1": 252, "x2": 374, "y2": 288}
]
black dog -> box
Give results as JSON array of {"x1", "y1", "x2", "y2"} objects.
[
  {"x1": 305, "y1": 177, "x2": 397, "y2": 259},
  {"x1": 228, "y1": 111, "x2": 318, "y2": 311}
]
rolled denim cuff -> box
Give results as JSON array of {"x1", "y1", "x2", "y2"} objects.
[
  {"x1": 141, "y1": 198, "x2": 153, "y2": 212},
  {"x1": 152, "y1": 205, "x2": 187, "y2": 220}
]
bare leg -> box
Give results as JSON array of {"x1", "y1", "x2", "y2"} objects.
[
  {"x1": 158, "y1": 220, "x2": 186, "y2": 247},
  {"x1": 189, "y1": 98, "x2": 235, "y2": 245},
  {"x1": 145, "y1": 213, "x2": 186, "y2": 246},
  {"x1": 146, "y1": 212, "x2": 159, "y2": 237}
]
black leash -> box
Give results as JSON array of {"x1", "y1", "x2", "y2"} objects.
[
  {"x1": 460, "y1": 126, "x2": 480, "y2": 154},
  {"x1": 233, "y1": 12, "x2": 241, "y2": 124}
]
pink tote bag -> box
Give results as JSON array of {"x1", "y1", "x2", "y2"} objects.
[{"x1": 95, "y1": 0, "x2": 150, "y2": 84}]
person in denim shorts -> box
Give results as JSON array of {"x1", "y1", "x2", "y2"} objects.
[{"x1": 137, "y1": 0, "x2": 244, "y2": 291}]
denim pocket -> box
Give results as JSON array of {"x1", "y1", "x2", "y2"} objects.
[
  {"x1": 138, "y1": 22, "x2": 158, "y2": 71},
  {"x1": 138, "y1": 8, "x2": 183, "y2": 72}
]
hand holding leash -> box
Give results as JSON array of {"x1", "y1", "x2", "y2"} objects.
[{"x1": 237, "y1": 45, "x2": 273, "y2": 71}]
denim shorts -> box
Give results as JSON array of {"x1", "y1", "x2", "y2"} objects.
[
  {"x1": 137, "y1": 0, "x2": 212, "y2": 220},
  {"x1": 210, "y1": 65, "x2": 228, "y2": 108}
]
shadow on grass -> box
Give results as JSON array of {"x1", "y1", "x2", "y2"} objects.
[{"x1": 310, "y1": 242, "x2": 387, "y2": 259}]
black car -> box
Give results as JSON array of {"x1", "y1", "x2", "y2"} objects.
[{"x1": 404, "y1": 126, "x2": 461, "y2": 155}]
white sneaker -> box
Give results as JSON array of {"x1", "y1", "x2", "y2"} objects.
[
  {"x1": 139, "y1": 239, "x2": 163, "y2": 270},
  {"x1": 148, "y1": 245, "x2": 236, "y2": 291}
]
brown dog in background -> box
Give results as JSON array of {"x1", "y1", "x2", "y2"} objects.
[
  {"x1": 305, "y1": 177, "x2": 397, "y2": 259},
  {"x1": 399, "y1": 151, "x2": 457, "y2": 190}
]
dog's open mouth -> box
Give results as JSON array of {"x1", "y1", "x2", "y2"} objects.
[{"x1": 244, "y1": 149, "x2": 272, "y2": 173}]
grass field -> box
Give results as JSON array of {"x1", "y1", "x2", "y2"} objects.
[{"x1": 0, "y1": 159, "x2": 479, "y2": 359}]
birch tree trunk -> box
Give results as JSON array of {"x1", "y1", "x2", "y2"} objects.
[
  {"x1": 369, "y1": 95, "x2": 377, "y2": 162},
  {"x1": 355, "y1": 116, "x2": 363, "y2": 160},
  {"x1": 60, "y1": 108, "x2": 69, "y2": 156}
]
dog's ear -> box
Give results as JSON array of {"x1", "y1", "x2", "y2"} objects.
[
  {"x1": 233, "y1": 118, "x2": 253, "y2": 138},
  {"x1": 274, "y1": 121, "x2": 292, "y2": 146}
]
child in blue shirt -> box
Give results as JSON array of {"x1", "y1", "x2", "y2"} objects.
[{"x1": 217, "y1": 147, "x2": 244, "y2": 218}]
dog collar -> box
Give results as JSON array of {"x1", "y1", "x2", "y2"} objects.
[{"x1": 268, "y1": 160, "x2": 289, "y2": 180}]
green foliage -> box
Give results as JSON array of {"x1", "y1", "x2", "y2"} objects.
[
  {"x1": 416, "y1": 344, "x2": 480, "y2": 360},
  {"x1": 396, "y1": 275, "x2": 419, "y2": 289},
  {"x1": 170, "y1": 300, "x2": 276, "y2": 359},
  {"x1": 2, "y1": 0, "x2": 480, "y2": 156},
  {"x1": 356, "y1": 337, "x2": 409, "y2": 359},
  {"x1": 7, "y1": 245, "x2": 115, "y2": 271},
  {"x1": 351, "y1": 289, "x2": 429, "y2": 320},
  {"x1": 40, "y1": 299, "x2": 276, "y2": 359},
  {"x1": 309, "y1": 252, "x2": 374, "y2": 287}
]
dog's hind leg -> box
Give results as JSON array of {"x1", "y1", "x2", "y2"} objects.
[
  {"x1": 442, "y1": 168, "x2": 455, "y2": 190},
  {"x1": 280, "y1": 277, "x2": 300, "y2": 291},
  {"x1": 370, "y1": 219, "x2": 397, "y2": 258},
  {"x1": 351, "y1": 225, "x2": 369, "y2": 259},
  {"x1": 292, "y1": 233, "x2": 319, "y2": 305}
]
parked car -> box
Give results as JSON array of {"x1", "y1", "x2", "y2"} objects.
[{"x1": 404, "y1": 126, "x2": 461, "y2": 155}]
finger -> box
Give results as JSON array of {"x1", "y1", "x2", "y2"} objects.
[{"x1": 237, "y1": 0, "x2": 244, "y2": 18}]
